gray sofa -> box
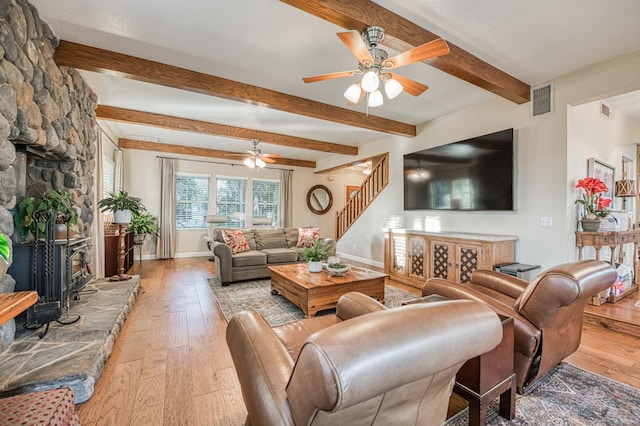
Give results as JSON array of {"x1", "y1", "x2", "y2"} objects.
[{"x1": 209, "y1": 227, "x2": 336, "y2": 285}]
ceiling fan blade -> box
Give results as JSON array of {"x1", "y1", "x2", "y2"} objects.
[
  {"x1": 383, "y1": 39, "x2": 450, "y2": 69},
  {"x1": 261, "y1": 157, "x2": 277, "y2": 164},
  {"x1": 303, "y1": 70, "x2": 358, "y2": 83},
  {"x1": 389, "y1": 73, "x2": 429, "y2": 96},
  {"x1": 261, "y1": 153, "x2": 282, "y2": 158},
  {"x1": 337, "y1": 31, "x2": 374, "y2": 64}
]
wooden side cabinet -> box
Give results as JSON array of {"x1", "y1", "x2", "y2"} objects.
[
  {"x1": 385, "y1": 229, "x2": 517, "y2": 288},
  {"x1": 105, "y1": 231, "x2": 134, "y2": 277}
]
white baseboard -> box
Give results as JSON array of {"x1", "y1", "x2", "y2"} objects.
[
  {"x1": 336, "y1": 252, "x2": 384, "y2": 269},
  {"x1": 174, "y1": 251, "x2": 211, "y2": 258}
]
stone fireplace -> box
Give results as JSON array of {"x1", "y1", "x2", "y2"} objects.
[{"x1": 0, "y1": 0, "x2": 98, "y2": 351}]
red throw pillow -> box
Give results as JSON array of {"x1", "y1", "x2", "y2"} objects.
[
  {"x1": 297, "y1": 227, "x2": 320, "y2": 248},
  {"x1": 222, "y1": 229, "x2": 250, "y2": 254}
]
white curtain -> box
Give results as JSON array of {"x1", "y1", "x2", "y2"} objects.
[
  {"x1": 157, "y1": 158, "x2": 176, "y2": 259},
  {"x1": 114, "y1": 149, "x2": 124, "y2": 193},
  {"x1": 92, "y1": 127, "x2": 105, "y2": 278},
  {"x1": 280, "y1": 169, "x2": 293, "y2": 228}
]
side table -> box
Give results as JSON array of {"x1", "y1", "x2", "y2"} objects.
[
  {"x1": 575, "y1": 230, "x2": 639, "y2": 304},
  {"x1": 454, "y1": 314, "x2": 516, "y2": 426},
  {"x1": 403, "y1": 295, "x2": 516, "y2": 425}
]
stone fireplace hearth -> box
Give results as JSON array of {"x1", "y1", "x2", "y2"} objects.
[{"x1": 0, "y1": 276, "x2": 139, "y2": 403}]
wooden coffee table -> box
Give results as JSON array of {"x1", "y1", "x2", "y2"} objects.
[{"x1": 269, "y1": 263, "x2": 387, "y2": 317}]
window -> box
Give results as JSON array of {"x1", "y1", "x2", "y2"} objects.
[
  {"x1": 102, "y1": 155, "x2": 115, "y2": 197},
  {"x1": 216, "y1": 177, "x2": 247, "y2": 228},
  {"x1": 252, "y1": 179, "x2": 279, "y2": 226},
  {"x1": 176, "y1": 174, "x2": 209, "y2": 229}
]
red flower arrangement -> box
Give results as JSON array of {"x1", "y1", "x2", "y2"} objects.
[{"x1": 575, "y1": 177, "x2": 612, "y2": 219}]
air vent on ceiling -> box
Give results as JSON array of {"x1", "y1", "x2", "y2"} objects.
[
  {"x1": 600, "y1": 102, "x2": 611, "y2": 118},
  {"x1": 531, "y1": 83, "x2": 553, "y2": 117}
]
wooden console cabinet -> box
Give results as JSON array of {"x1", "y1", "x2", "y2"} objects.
[
  {"x1": 384, "y1": 229, "x2": 517, "y2": 289},
  {"x1": 105, "y1": 231, "x2": 134, "y2": 277}
]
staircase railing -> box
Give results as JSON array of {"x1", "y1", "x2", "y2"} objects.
[{"x1": 335, "y1": 152, "x2": 389, "y2": 240}]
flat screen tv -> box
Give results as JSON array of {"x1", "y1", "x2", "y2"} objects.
[{"x1": 404, "y1": 128, "x2": 514, "y2": 211}]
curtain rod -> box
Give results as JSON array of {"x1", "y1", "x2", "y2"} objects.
[{"x1": 156, "y1": 155, "x2": 294, "y2": 171}]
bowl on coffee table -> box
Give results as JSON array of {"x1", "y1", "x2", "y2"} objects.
[{"x1": 326, "y1": 263, "x2": 351, "y2": 276}]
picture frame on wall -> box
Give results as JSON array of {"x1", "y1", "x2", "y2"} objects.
[{"x1": 587, "y1": 158, "x2": 615, "y2": 201}]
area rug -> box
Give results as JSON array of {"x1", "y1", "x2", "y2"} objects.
[
  {"x1": 208, "y1": 276, "x2": 418, "y2": 326},
  {"x1": 445, "y1": 362, "x2": 640, "y2": 425}
]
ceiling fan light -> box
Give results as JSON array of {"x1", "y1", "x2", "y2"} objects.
[
  {"x1": 368, "y1": 89, "x2": 384, "y2": 107},
  {"x1": 361, "y1": 70, "x2": 380, "y2": 93},
  {"x1": 243, "y1": 157, "x2": 255, "y2": 168},
  {"x1": 344, "y1": 83, "x2": 362, "y2": 103},
  {"x1": 255, "y1": 158, "x2": 266, "y2": 168},
  {"x1": 385, "y1": 78, "x2": 403, "y2": 99}
]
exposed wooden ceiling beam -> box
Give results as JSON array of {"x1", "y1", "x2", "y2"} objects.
[
  {"x1": 118, "y1": 138, "x2": 316, "y2": 168},
  {"x1": 96, "y1": 105, "x2": 358, "y2": 156},
  {"x1": 55, "y1": 41, "x2": 416, "y2": 137},
  {"x1": 314, "y1": 153, "x2": 385, "y2": 174},
  {"x1": 281, "y1": 0, "x2": 530, "y2": 104}
]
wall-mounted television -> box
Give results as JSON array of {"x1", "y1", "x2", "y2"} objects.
[{"x1": 404, "y1": 128, "x2": 514, "y2": 211}]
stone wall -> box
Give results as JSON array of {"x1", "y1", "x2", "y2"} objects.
[{"x1": 0, "y1": 0, "x2": 97, "y2": 352}]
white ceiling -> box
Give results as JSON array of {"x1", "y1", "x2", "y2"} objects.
[{"x1": 30, "y1": 0, "x2": 640, "y2": 165}]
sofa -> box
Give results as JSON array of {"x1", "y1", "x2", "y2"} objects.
[
  {"x1": 226, "y1": 292, "x2": 503, "y2": 425},
  {"x1": 421, "y1": 259, "x2": 616, "y2": 393},
  {"x1": 208, "y1": 227, "x2": 335, "y2": 285}
]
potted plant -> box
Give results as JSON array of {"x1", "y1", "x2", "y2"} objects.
[
  {"x1": 0, "y1": 232, "x2": 10, "y2": 277},
  {"x1": 13, "y1": 190, "x2": 78, "y2": 240},
  {"x1": 301, "y1": 238, "x2": 330, "y2": 272},
  {"x1": 127, "y1": 211, "x2": 159, "y2": 243},
  {"x1": 575, "y1": 177, "x2": 612, "y2": 232},
  {"x1": 98, "y1": 190, "x2": 145, "y2": 224},
  {"x1": 40, "y1": 189, "x2": 79, "y2": 239}
]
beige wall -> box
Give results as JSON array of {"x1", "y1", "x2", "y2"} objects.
[
  {"x1": 118, "y1": 50, "x2": 640, "y2": 268},
  {"x1": 332, "y1": 50, "x2": 640, "y2": 271},
  {"x1": 122, "y1": 152, "x2": 347, "y2": 258}
]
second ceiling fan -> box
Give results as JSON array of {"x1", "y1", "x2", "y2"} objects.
[
  {"x1": 224, "y1": 139, "x2": 281, "y2": 168},
  {"x1": 303, "y1": 26, "x2": 450, "y2": 107}
]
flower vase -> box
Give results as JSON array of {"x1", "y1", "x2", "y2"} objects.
[{"x1": 581, "y1": 218, "x2": 600, "y2": 232}]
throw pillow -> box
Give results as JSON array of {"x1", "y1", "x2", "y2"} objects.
[
  {"x1": 297, "y1": 227, "x2": 320, "y2": 248},
  {"x1": 222, "y1": 229, "x2": 250, "y2": 254}
]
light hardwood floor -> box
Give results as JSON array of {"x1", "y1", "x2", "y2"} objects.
[{"x1": 76, "y1": 257, "x2": 640, "y2": 425}]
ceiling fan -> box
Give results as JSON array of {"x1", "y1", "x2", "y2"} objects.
[
  {"x1": 303, "y1": 26, "x2": 450, "y2": 106},
  {"x1": 224, "y1": 139, "x2": 281, "y2": 168}
]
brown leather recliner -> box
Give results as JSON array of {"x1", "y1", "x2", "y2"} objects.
[
  {"x1": 422, "y1": 259, "x2": 616, "y2": 393},
  {"x1": 226, "y1": 292, "x2": 503, "y2": 426}
]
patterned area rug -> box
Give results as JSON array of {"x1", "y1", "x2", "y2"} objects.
[
  {"x1": 445, "y1": 362, "x2": 640, "y2": 425},
  {"x1": 208, "y1": 276, "x2": 418, "y2": 326}
]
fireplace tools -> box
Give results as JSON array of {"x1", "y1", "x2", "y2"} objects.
[{"x1": 26, "y1": 210, "x2": 80, "y2": 338}]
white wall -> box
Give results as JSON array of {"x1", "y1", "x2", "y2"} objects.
[
  {"x1": 567, "y1": 99, "x2": 637, "y2": 263},
  {"x1": 332, "y1": 50, "x2": 640, "y2": 271}
]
